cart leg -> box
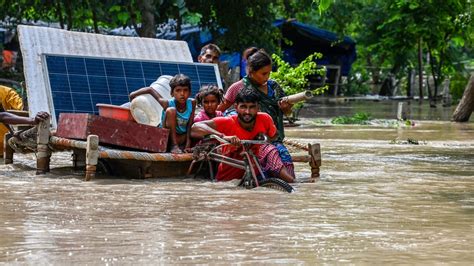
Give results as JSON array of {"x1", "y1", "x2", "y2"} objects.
[
  {"x1": 36, "y1": 119, "x2": 51, "y2": 175},
  {"x1": 4, "y1": 133, "x2": 14, "y2": 164},
  {"x1": 308, "y1": 143, "x2": 321, "y2": 182},
  {"x1": 85, "y1": 135, "x2": 99, "y2": 181}
]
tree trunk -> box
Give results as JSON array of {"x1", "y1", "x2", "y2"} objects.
[
  {"x1": 90, "y1": 0, "x2": 99, "y2": 33},
  {"x1": 417, "y1": 37, "x2": 423, "y2": 103},
  {"x1": 428, "y1": 49, "x2": 440, "y2": 107},
  {"x1": 55, "y1": 0, "x2": 65, "y2": 29},
  {"x1": 136, "y1": 0, "x2": 156, "y2": 38},
  {"x1": 64, "y1": 0, "x2": 73, "y2": 30},
  {"x1": 176, "y1": 9, "x2": 182, "y2": 40},
  {"x1": 407, "y1": 68, "x2": 415, "y2": 97},
  {"x1": 452, "y1": 74, "x2": 474, "y2": 122}
]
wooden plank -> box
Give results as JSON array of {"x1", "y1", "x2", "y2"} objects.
[{"x1": 56, "y1": 113, "x2": 169, "y2": 153}]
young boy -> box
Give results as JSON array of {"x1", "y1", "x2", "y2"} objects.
[{"x1": 130, "y1": 74, "x2": 196, "y2": 153}]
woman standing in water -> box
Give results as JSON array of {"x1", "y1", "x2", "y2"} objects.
[{"x1": 217, "y1": 47, "x2": 295, "y2": 178}]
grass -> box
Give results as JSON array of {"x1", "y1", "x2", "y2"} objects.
[{"x1": 331, "y1": 112, "x2": 372, "y2": 125}]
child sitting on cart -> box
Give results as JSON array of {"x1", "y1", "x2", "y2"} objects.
[
  {"x1": 130, "y1": 74, "x2": 196, "y2": 154},
  {"x1": 194, "y1": 84, "x2": 223, "y2": 123}
]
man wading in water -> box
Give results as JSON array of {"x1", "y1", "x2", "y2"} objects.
[{"x1": 191, "y1": 88, "x2": 295, "y2": 183}]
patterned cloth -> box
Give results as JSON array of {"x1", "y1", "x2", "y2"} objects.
[
  {"x1": 194, "y1": 109, "x2": 223, "y2": 123},
  {"x1": 258, "y1": 142, "x2": 295, "y2": 178}
]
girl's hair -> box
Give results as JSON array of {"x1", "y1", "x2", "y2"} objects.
[
  {"x1": 244, "y1": 47, "x2": 272, "y2": 73},
  {"x1": 169, "y1": 74, "x2": 191, "y2": 94},
  {"x1": 195, "y1": 84, "x2": 223, "y2": 107}
]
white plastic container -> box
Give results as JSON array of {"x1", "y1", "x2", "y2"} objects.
[{"x1": 130, "y1": 75, "x2": 172, "y2": 126}]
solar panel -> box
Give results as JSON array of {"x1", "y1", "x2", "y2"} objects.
[{"x1": 43, "y1": 54, "x2": 222, "y2": 121}]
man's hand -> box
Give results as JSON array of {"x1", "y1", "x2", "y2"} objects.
[
  {"x1": 223, "y1": 135, "x2": 241, "y2": 146},
  {"x1": 34, "y1": 112, "x2": 50, "y2": 124}
]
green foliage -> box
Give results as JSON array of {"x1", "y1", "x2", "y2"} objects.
[
  {"x1": 450, "y1": 72, "x2": 469, "y2": 102},
  {"x1": 331, "y1": 112, "x2": 372, "y2": 124},
  {"x1": 270, "y1": 52, "x2": 326, "y2": 96},
  {"x1": 187, "y1": 0, "x2": 281, "y2": 52}
]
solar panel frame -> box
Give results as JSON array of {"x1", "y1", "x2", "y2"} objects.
[{"x1": 42, "y1": 54, "x2": 222, "y2": 123}]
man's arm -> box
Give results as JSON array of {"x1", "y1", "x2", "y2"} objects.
[
  {"x1": 0, "y1": 111, "x2": 49, "y2": 125},
  {"x1": 130, "y1": 87, "x2": 169, "y2": 109},
  {"x1": 191, "y1": 119, "x2": 241, "y2": 146},
  {"x1": 190, "y1": 120, "x2": 222, "y2": 139}
]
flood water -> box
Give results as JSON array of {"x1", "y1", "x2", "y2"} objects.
[{"x1": 1, "y1": 101, "x2": 473, "y2": 264}]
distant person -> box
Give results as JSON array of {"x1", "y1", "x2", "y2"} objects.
[
  {"x1": 217, "y1": 47, "x2": 294, "y2": 176},
  {"x1": 2, "y1": 31, "x2": 19, "y2": 71},
  {"x1": 194, "y1": 85, "x2": 224, "y2": 123},
  {"x1": 191, "y1": 88, "x2": 295, "y2": 183},
  {"x1": 0, "y1": 85, "x2": 25, "y2": 155},
  {"x1": 130, "y1": 74, "x2": 196, "y2": 154},
  {"x1": 197, "y1": 43, "x2": 221, "y2": 64},
  {"x1": 198, "y1": 44, "x2": 227, "y2": 89}
]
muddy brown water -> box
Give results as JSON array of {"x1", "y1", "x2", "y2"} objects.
[{"x1": 1, "y1": 102, "x2": 473, "y2": 264}]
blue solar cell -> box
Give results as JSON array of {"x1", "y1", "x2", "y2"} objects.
[
  {"x1": 126, "y1": 78, "x2": 146, "y2": 91},
  {"x1": 66, "y1": 57, "x2": 86, "y2": 75},
  {"x1": 46, "y1": 56, "x2": 66, "y2": 74},
  {"x1": 107, "y1": 77, "x2": 128, "y2": 95},
  {"x1": 52, "y1": 92, "x2": 73, "y2": 110},
  {"x1": 160, "y1": 63, "x2": 179, "y2": 75},
  {"x1": 104, "y1": 60, "x2": 125, "y2": 77},
  {"x1": 44, "y1": 55, "x2": 220, "y2": 121},
  {"x1": 68, "y1": 75, "x2": 89, "y2": 93},
  {"x1": 142, "y1": 62, "x2": 161, "y2": 79},
  {"x1": 88, "y1": 76, "x2": 108, "y2": 94},
  {"x1": 179, "y1": 64, "x2": 199, "y2": 80},
  {"x1": 72, "y1": 93, "x2": 93, "y2": 112},
  {"x1": 49, "y1": 74, "x2": 70, "y2": 92},
  {"x1": 85, "y1": 58, "x2": 106, "y2": 76},
  {"x1": 123, "y1": 61, "x2": 144, "y2": 78},
  {"x1": 110, "y1": 95, "x2": 129, "y2": 105}
]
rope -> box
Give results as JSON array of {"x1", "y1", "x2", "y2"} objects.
[
  {"x1": 99, "y1": 150, "x2": 192, "y2": 162},
  {"x1": 50, "y1": 136, "x2": 87, "y2": 149},
  {"x1": 283, "y1": 139, "x2": 309, "y2": 152},
  {"x1": 50, "y1": 136, "x2": 193, "y2": 162}
]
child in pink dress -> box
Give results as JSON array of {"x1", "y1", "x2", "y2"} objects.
[{"x1": 194, "y1": 85, "x2": 224, "y2": 123}]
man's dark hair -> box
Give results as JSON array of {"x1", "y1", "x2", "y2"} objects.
[
  {"x1": 169, "y1": 74, "x2": 191, "y2": 94},
  {"x1": 235, "y1": 87, "x2": 261, "y2": 104},
  {"x1": 200, "y1": 43, "x2": 221, "y2": 56}
]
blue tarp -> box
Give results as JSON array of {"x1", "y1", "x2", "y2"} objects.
[{"x1": 273, "y1": 19, "x2": 356, "y2": 76}]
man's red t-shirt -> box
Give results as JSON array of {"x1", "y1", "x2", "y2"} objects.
[{"x1": 213, "y1": 113, "x2": 277, "y2": 181}]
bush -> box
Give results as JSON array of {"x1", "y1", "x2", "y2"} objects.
[
  {"x1": 331, "y1": 112, "x2": 372, "y2": 124},
  {"x1": 450, "y1": 72, "x2": 469, "y2": 102},
  {"x1": 270, "y1": 52, "x2": 327, "y2": 96}
]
